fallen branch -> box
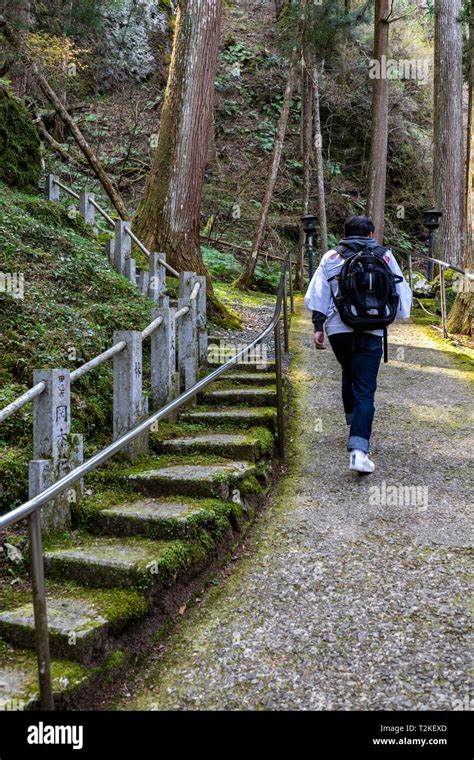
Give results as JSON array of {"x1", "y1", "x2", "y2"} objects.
[
  {"x1": 31, "y1": 108, "x2": 87, "y2": 171},
  {"x1": 199, "y1": 235, "x2": 307, "y2": 267},
  {"x1": 35, "y1": 73, "x2": 129, "y2": 220},
  {"x1": 0, "y1": 14, "x2": 129, "y2": 221}
]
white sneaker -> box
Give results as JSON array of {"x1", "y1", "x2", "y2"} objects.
[{"x1": 349, "y1": 449, "x2": 375, "y2": 474}]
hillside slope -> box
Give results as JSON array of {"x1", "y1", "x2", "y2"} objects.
[{"x1": 0, "y1": 182, "x2": 152, "y2": 512}]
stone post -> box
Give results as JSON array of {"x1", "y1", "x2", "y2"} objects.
[
  {"x1": 138, "y1": 270, "x2": 150, "y2": 297},
  {"x1": 45, "y1": 174, "x2": 59, "y2": 202},
  {"x1": 177, "y1": 298, "x2": 198, "y2": 394},
  {"x1": 79, "y1": 192, "x2": 95, "y2": 226},
  {"x1": 150, "y1": 306, "x2": 178, "y2": 411},
  {"x1": 178, "y1": 271, "x2": 195, "y2": 300},
  {"x1": 30, "y1": 369, "x2": 83, "y2": 535},
  {"x1": 114, "y1": 221, "x2": 131, "y2": 275},
  {"x1": 196, "y1": 275, "x2": 208, "y2": 367},
  {"x1": 149, "y1": 252, "x2": 169, "y2": 306},
  {"x1": 113, "y1": 331, "x2": 148, "y2": 460},
  {"x1": 105, "y1": 238, "x2": 114, "y2": 264},
  {"x1": 125, "y1": 257, "x2": 136, "y2": 286}
]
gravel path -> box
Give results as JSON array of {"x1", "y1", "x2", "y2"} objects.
[{"x1": 119, "y1": 303, "x2": 473, "y2": 711}]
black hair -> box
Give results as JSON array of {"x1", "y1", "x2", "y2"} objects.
[{"x1": 344, "y1": 215, "x2": 375, "y2": 237}]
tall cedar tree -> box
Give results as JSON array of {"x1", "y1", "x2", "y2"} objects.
[
  {"x1": 234, "y1": 46, "x2": 298, "y2": 290},
  {"x1": 366, "y1": 0, "x2": 389, "y2": 243},
  {"x1": 433, "y1": 0, "x2": 465, "y2": 266},
  {"x1": 448, "y1": 0, "x2": 473, "y2": 335},
  {"x1": 133, "y1": 0, "x2": 221, "y2": 294}
]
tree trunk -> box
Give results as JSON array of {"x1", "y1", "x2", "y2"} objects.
[
  {"x1": 133, "y1": 0, "x2": 222, "y2": 291},
  {"x1": 433, "y1": 0, "x2": 465, "y2": 266},
  {"x1": 366, "y1": 0, "x2": 389, "y2": 243},
  {"x1": 312, "y1": 57, "x2": 328, "y2": 257},
  {"x1": 275, "y1": 0, "x2": 287, "y2": 20},
  {"x1": 32, "y1": 107, "x2": 86, "y2": 171},
  {"x1": 235, "y1": 48, "x2": 298, "y2": 290},
  {"x1": 52, "y1": 0, "x2": 74, "y2": 143},
  {"x1": 466, "y1": 0, "x2": 474, "y2": 272},
  {"x1": 295, "y1": 57, "x2": 313, "y2": 290},
  {"x1": 9, "y1": 0, "x2": 30, "y2": 96},
  {"x1": 447, "y1": 0, "x2": 473, "y2": 335},
  {"x1": 36, "y1": 71, "x2": 129, "y2": 219}
]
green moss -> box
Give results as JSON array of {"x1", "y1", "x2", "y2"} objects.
[
  {"x1": 208, "y1": 291, "x2": 242, "y2": 330},
  {"x1": 213, "y1": 282, "x2": 275, "y2": 308},
  {"x1": 411, "y1": 321, "x2": 474, "y2": 373},
  {"x1": 251, "y1": 426, "x2": 275, "y2": 454},
  {"x1": 150, "y1": 534, "x2": 216, "y2": 583},
  {"x1": 0, "y1": 90, "x2": 41, "y2": 191},
  {"x1": 0, "y1": 180, "x2": 154, "y2": 513},
  {"x1": 74, "y1": 488, "x2": 240, "y2": 541},
  {"x1": 101, "y1": 649, "x2": 126, "y2": 684}
]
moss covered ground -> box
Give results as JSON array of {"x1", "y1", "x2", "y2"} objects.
[{"x1": 0, "y1": 181, "x2": 155, "y2": 512}]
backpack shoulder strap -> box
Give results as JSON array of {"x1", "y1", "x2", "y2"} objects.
[
  {"x1": 336, "y1": 243, "x2": 359, "y2": 258},
  {"x1": 372, "y1": 245, "x2": 390, "y2": 258}
]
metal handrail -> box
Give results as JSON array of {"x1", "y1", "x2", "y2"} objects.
[
  {"x1": 50, "y1": 176, "x2": 180, "y2": 277},
  {"x1": 89, "y1": 196, "x2": 114, "y2": 227},
  {"x1": 0, "y1": 252, "x2": 291, "y2": 530},
  {"x1": 406, "y1": 251, "x2": 470, "y2": 277},
  {"x1": 0, "y1": 381, "x2": 46, "y2": 424},
  {"x1": 0, "y1": 311, "x2": 169, "y2": 422},
  {"x1": 0, "y1": 248, "x2": 293, "y2": 710},
  {"x1": 54, "y1": 179, "x2": 80, "y2": 201},
  {"x1": 69, "y1": 341, "x2": 127, "y2": 383},
  {"x1": 405, "y1": 253, "x2": 472, "y2": 338}
]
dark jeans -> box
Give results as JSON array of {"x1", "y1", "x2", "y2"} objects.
[{"x1": 328, "y1": 332, "x2": 383, "y2": 453}]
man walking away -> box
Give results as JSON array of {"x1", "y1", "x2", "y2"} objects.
[{"x1": 304, "y1": 215, "x2": 412, "y2": 474}]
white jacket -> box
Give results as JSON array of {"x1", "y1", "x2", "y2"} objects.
[{"x1": 304, "y1": 247, "x2": 413, "y2": 337}]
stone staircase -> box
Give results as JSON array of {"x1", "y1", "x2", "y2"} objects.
[{"x1": 0, "y1": 358, "x2": 280, "y2": 709}]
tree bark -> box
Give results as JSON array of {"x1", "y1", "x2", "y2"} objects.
[
  {"x1": 235, "y1": 48, "x2": 298, "y2": 290},
  {"x1": 295, "y1": 57, "x2": 313, "y2": 290},
  {"x1": 133, "y1": 0, "x2": 222, "y2": 291},
  {"x1": 433, "y1": 0, "x2": 465, "y2": 266},
  {"x1": 9, "y1": 0, "x2": 30, "y2": 96},
  {"x1": 32, "y1": 108, "x2": 86, "y2": 171},
  {"x1": 312, "y1": 57, "x2": 328, "y2": 257},
  {"x1": 466, "y1": 0, "x2": 474, "y2": 272},
  {"x1": 366, "y1": 0, "x2": 389, "y2": 243},
  {"x1": 275, "y1": 0, "x2": 287, "y2": 20},
  {"x1": 447, "y1": 0, "x2": 473, "y2": 335}
]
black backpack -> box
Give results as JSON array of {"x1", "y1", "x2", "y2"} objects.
[{"x1": 328, "y1": 243, "x2": 403, "y2": 363}]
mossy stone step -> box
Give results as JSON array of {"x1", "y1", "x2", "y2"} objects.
[
  {"x1": 212, "y1": 372, "x2": 276, "y2": 386},
  {"x1": 199, "y1": 387, "x2": 276, "y2": 406},
  {"x1": 180, "y1": 406, "x2": 277, "y2": 429},
  {"x1": 87, "y1": 497, "x2": 242, "y2": 540},
  {"x1": 126, "y1": 461, "x2": 256, "y2": 499},
  {"x1": 0, "y1": 587, "x2": 148, "y2": 664},
  {"x1": 156, "y1": 432, "x2": 264, "y2": 460},
  {"x1": 43, "y1": 536, "x2": 206, "y2": 590},
  {"x1": 0, "y1": 640, "x2": 88, "y2": 710}
]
